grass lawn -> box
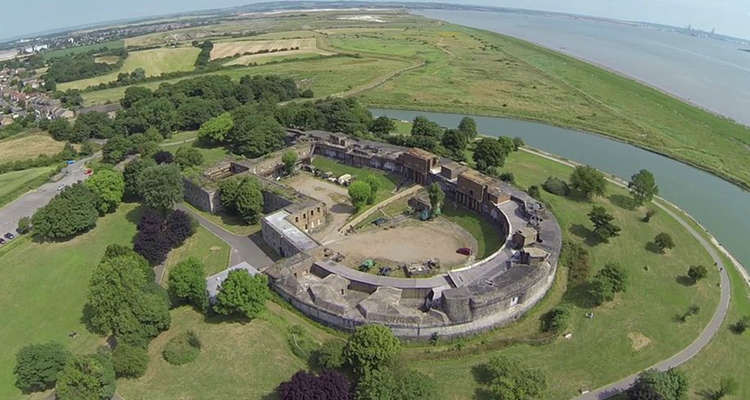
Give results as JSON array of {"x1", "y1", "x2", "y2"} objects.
[
  {"x1": 0, "y1": 203, "x2": 140, "y2": 400},
  {"x1": 0, "y1": 131, "x2": 66, "y2": 162},
  {"x1": 0, "y1": 166, "x2": 57, "y2": 208},
  {"x1": 398, "y1": 150, "x2": 720, "y2": 399},
  {"x1": 182, "y1": 203, "x2": 261, "y2": 237},
  {"x1": 442, "y1": 203, "x2": 504, "y2": 259},
  {"x1": 311, "y1": 156, "x2": 398, "y2": 205},
  {"x1": 58, "y1": 47, "x2": 201, "y2": 91},
  {"x1": 162, "y1": 225, "x2": 231, "y2": 281},
  {"x1": 41, "y1": 40, "x2": 124, "y2": 61}
]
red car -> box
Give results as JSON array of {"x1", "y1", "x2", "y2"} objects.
[{"x1": 456, "y1": 247, "x2": 472, "y2": 256}]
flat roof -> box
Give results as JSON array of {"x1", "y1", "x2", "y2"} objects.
[
  {"x1": 206, "y1": 262, "x2": 259, "y2": 300},
  {"x1": 264, "y1": 210, "x2": 320, "y2": 252}
]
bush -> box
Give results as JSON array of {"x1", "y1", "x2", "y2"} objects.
[
  {"x1": 277, "y1": 370, "x2": 351, "y2": 400},
  {"x1": 481, "y1": 355, "x2": 547, "y2": 400},
  {"x1": 643, "y1": 208, "x2": 657, "y2": 222},
  {"x1": 541, "y1": 307, "x2": 570, "y2": 335},
  {"x1": 542, "y1": 176, "x2": 570, "y2": 196},
  {"x1": 287, "y1": 325, "x2": 319, "y2": 361},
  {"x1": 112, "y1": 343, "x2": 148, "y2": 378},
  {"x1": 55, "y1": 352, "x2": 116, "y2": 400},
  {"x1": 527, "y1": 185, "x2": 541, "y2": 200},
  {"x1": 344, "y1": 324, "x2": 400, "y2": 375},
  {"x1": 499, "y1": 172, "x2": 515, "y2": 184},
  {"x1": 653, "y1": 232, "x2": 675, "y2": 253},
  {"x1": 175, "y1": 146, "x2": 204, "y2": 168},
  {"x1": 314, "y1": 340, "x2": 346, "y2": 370},
  {"x1": 163, "y1": 331, "x2": 201, "y2": 365},
  {"x1": 31, "y1": 183, "x2": 100, "y2": 240},
  {"x1": 14, "y1": 342, "x2": 70, "y2": 392},
  {"x1": 687, "y1": 265, "x2": 708, "y2": 283},
  {"x1": 153, "y1": 150, "x2": 174, "y2": 164},
  {"x1": 16, "y1": 216, "x2": 31, "y2": 234},
  {"x1": 168, "y1": 258, "x2": 208, "y2": 310}
]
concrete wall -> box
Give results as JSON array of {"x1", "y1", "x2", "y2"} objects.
[{"x1": 183, "y1": 178, "x2": 220, "y2": 213}]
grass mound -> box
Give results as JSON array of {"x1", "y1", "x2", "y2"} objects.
[{"x1": 163, "y1": 330, "x2": 201, "y2": 366}]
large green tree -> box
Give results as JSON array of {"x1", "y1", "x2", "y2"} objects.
[
  {"x1": 85, "y1": 168, "x2": 125, "y2": 214},
  {"x1": 13, "y1": 342, "x2": 70, "y2": 393},
  {"x1": 55, "y1": 352, "x2": 116, "y2": 400},
  {"x1": 457, "y1": 116, "x2": 477, "y2": 140},
  {"x1": 473, "y1": 137, "x2": 506, "y2": 173},
  {"x1": 112, "y1": 344, "x2": 148, "y2": 379},
  {"x1": 198, "y1": 112, "x2": 234, "y2": 144},
  {"x1": 136, "y1": 163, "x2": 184, "y2": 212},
  {"x1": 627, "y1": 369, "x2": 688, "y2": 400},
  {"x1": 482, "y1": 355, "x2": 547, "y2": 400},
  {"x1": 570, "y1": 165, "x2": 606, "y2": 199},
  {"x1": 219, "y1": 175, "x2": 264, "y2": 224},
  {"x1": 370, "y1": 116, "x2": 395, "y2": 136},
  {"x1": 343, "y1": 324, "x2": 400, "y2": 375},
  {"x1": 428, "y1": 183, "x2": 445, "y2": 217},
  {"x1": 31, "y1": 183, "x2": 100, "y2": 240},
  {"x1": 348, "y1": 181, "x2": 371, "y2": 211},
  {"x1": 213, "y1": 270, "x2": 270, "y2": 319},
  {"x1": 228, "y1": 106, "x2": 285, "y2": 158},
  {"x1": 168, "y1": 258, "x2": 208, "y2": 311},
  {"x1": 122, "y1": 158, "x2": 156, "y2": 200},
  {"x1": 629, "y1": 169, "x2": 659, "y2": 205},
  {"x1": 411, "y1": 116, "x2": 443, "y2": 138},
  {"x1": 588, "y1": 205, "x2": 621, "y2": 242}
]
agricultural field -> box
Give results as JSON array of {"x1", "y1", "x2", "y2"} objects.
[
  {"x1": 211, "y1": 38, "x2": 321, "y2": 59},
  {"x1": 0, "y1": 131, "x2": 66, "y2": 162},
  {"x1": 0, "y1": 166, "x2": 56, "y2": 208},
  {"x1": 58, "y1": 46, "x2": 200, "y2": 90}
]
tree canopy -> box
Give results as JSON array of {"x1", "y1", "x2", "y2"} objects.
[
  {"x1": 481, "y1": 355, "x2": 547, "y2": 400},
  {"x1": 588, "y1": 205, "x2": 621, "y2": 242},
  {"x1": 213, "y1": 270, "x2": 270, "y2": 319},
  {"x1": 457, "y1": 116, "x2": 477, "y2": 140},
  {"x1": 570, "y1": 165, "x2": 606, "y2": 199},
  {"x1": 277, "y1": 370, "x2": 352, "y2": 400},
  {"x1": 627, "y1": 369, "x2": 688, "y2": 400},
  {"x1": 428, "y1": 183, "x2": 445, "y2": 217},
  {"x1": 31, "y1": 183, "x2": 100, "y2": 240},
  {"x1": 473, "y1": 137, "x2": 506, "y2": 173},
  {"x1": 85, "y1": 168, "x2": 125, "y2": 214},
  {"x1": 343, "y1": 324, "x2": 400, "y2": 375},
  {"x1": 348, "y1": 181, "x2": 371, "y2": 211},
  {"x1": 219, "y1": 175, "x2": 264, "y2": 224},
  {"x1": 411, "y1": 116, "x2": 443, "y2": 138},
  {"x1": 168, "y1": 258, "x2": 208, "y2": 311},
  {"x1": 136, "y1": 163, "x2": 184, "y2": 212},
  {"x1": 629, "y1": 169, "x2": 659, "y2": 205},
  {"x1": 55, "y1": 352, "x2": 116, "y2": 400},
  {"x1": 370, "y1": 116, "x2": 395, "y2": 136},
  {"x1": 13, "y1": 342, "x2": 70, "y2": 393}
]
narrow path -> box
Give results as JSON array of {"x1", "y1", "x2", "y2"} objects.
[
  {"x1": 176, "y1": 204, "x2": 274, "y2": 269},
  {"x1": 518, "y1": 147, "x2": 733, "y2": 399}
]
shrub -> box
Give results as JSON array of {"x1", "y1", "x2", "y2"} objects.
[
  {"x1": 541, "y1": 307, "x2": 570, "y2": 335},
  {"x1": 112, "y1": 343, "x2": 148, "y2": 378},
  {"x1": 499, "y1": 172, "x2": 515, "y2": 183},
  {"x1": 55, "y1": 352, "x2": 116, "y2": 400},
  {"x1": 542, "y1": 176, "x2": 570, "y2": 196},
  {"x1": 153, "y1": 150, "x2": 174, "y2": 164},
  {"x1": 14, "y1": 342, "x2": 70, "y2": 392},
  {"x1": 175, "y1": 146, "x2": 204, "y2": 168},
  {"x1": 482, "y1": 355, "x2": 547, "y2": 400},
  {"x1": 31, "y1": 183, "x2": 100, "y2": 240},
  {"x1": 16, "y1": 216, "x2": 31, "y2": 234},
  {"x1": 527, "y1": 185, "x2": 541, "y2": 200},
  {"x1": 163, "y1": 330, "x2": 201, "y2": 365},
  {"x1": 653, "y1": 232, "x2": 675, "y2": 253},
  {"x1": 314, "y1": 340, "x2": 346, "y2": 370},
  {"x1": 687, "y1": 265, "x2": 708, "y2": 283},
  {"x1": 168, "y1": 258, "x2": 208, "y2": 310},
  {"x1": 643, "y1": 208, "x2": 657, "y2": 222},
  {"x1": 731, "y1": 316, "x2": 750, "y2": 334}
]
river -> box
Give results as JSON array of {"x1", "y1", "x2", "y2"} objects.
[
  {"x1": 415, "y1": 9, "x2": 750, "y2": 126},
  {"x1": 370, "y1": 108, "x2": 750, "y2": 272}
]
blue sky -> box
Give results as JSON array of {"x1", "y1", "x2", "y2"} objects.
[{"x1": 3, "y1": 0, "x2": 750, "y2": 40}]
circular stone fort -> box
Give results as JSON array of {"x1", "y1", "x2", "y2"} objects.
[{"x1": 185, "y1": 129, "x2": 562, "y2": 339}]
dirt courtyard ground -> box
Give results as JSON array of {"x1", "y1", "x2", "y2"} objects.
[
  {"x1": 327, "y1": 218, "x2": 478, "y2": 271},
  {"x1": 283, "y1": 174, "x2": 354, "y2": 243}
]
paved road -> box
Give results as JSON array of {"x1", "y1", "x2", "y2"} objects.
[
  {"x1": 176, "y1": 204, "x2": 274, "y2": 269},
  {"x1": 0, "y1": 157, "x2": 93, "y2": 237}
]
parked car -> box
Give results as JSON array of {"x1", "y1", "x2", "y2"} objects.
[
  {"x1": 456, "y1": 247, "x2": 472, "y2": 256},
  {"x1": 0, "y1": 238, "x2": 5, "y2": 245},
  {"x1": 4, "y1": 232, "x2": 15, "y2": 240},
  {"x1": 56, "y1": 184, "x2": 65, "y2": 191}
]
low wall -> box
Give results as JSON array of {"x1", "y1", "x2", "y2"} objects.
[{"x1": 183, "y1": 178, "x2": 219, "y2": 213}]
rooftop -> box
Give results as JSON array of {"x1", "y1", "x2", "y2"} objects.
[{"x1": 264, "y1": 210, "x2": 320, "y2": 252}]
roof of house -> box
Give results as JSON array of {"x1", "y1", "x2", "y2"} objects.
[
  {"x1": 264, "y1": 210, "x2": 319, "y2": 252},
  {"x1": 405, "y1": 147, "x2": 437, "y2": 161}
]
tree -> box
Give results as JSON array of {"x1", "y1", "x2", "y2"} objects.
[
  {"x1": 653, "y1": 232, "x2": 675, "y2": 253},
  {"x1": 31, "y1": 183, "x2": 100, "y2": 240},
  {"x1": 282, "y1": 150, "x2": 298, "y2": 175},
  {"x1": 627, "y1": 369, "x2": 688, "y2": 400},
  {"x1": 48, "y1": 118, "x2": 74, "y2": 141},
  {"x1": 219, "y1": 175, "x2": 264, "y2": 224},
  {"x1": 570, "y1": 165, "x2": 606, "y2": 199},
  {"x1": 123, "y1": 158, "x2": 156, "y2": 200},
  {"x1": 714, "y1": 377, "x2": 738, "y2": 399},
  {"x1": 482, "y1": 355, "x2": 547, "y2": 400},
  {"x1": 629, "y1": 169, "x2": 659, "y2": 205},
  {"x1": 85, "y1": 168, "x2": 125, "y2": 214},
  {"x1": 112, "y1": 344, "x2": 148, "y2": 378},
  {"x1": 473, "y1": 137, "x2": 506, "y2": 172},
  {"x1": 512, "y1": 137, "x2": 525, "y2": 149},
  {"x1": 228, "y1": 105, "x2": 285, "y2": 158},
  {"x1": 588, "y1": 205, "x2": 621, "y2": 242},
  {"x1": 86, "y1": 251, "x2": 170, "y2": 345},
  {"x1": 587, "y1": 278, "x2": 615, "y2": 306},
  {"x1": 370, "y1": 116, "x2": 395, "y2": 136},
  {"x1": 687, "y1": 265, "x2": 708, "y2": 283},
  {"x1": 153, "y1": 150, "x2": 174, "y2": 165},
  {"x1": 541, "y1": 307, "x2": 570, "y2": 335},
  {"x1": 55, "y1": 352, "x2": 116, "y2": 400},
  {"x1": 102, "y1": 135, "x2": 132, "y2": 164},
  {"x1": 134, "y1": 209, "x2": 194, "y2": 265},
  {"x1": 198, "y1": 112, "x2": 234, "y2": 144},
  {"x1": 428, "y1": 183, "x2": 445, "y2": 217},
  {"x1": 73, "y1": 111, "x2": 115, "y2": 140},
  {"x1": 527, "y1": 185, "x2": 541, "y2": 200},
  {"x1": 442, "y1": 128, "x2": 468, "y2": 153},
  {"x1": 356, "y1": 367, "x2": 435, "y2": 400},
  {"x1": 343, "y1": 324, "x2": 400, "y2": 375},
  {"x1": 121, "y1": 86, "x2": 153, "y2": 108},
  {"x1": 165, "y1": 209, "x2": 195, "y2": 247},
  {"x1": 16, "y1": 216, "x2": 31, "y2": 234},
  {"x1": 175, "y1": 146, "x2": 204, "y2": 169},
  {"x1": 213, "y1": 270, "x2": 270, "y2": 319},
  {"x1": 411, "y1": 116, "x2": 443, "y2": 138},
  {"x1": 589, "y1": 263, "x2": 627, "y2": 306},
  {"x1": 348, "y1": 181, "x2": 371, "y2": 211},
  {"x1": 314, "y1": 340, "x2": 346, "y2": 370},
  {"x1": 136, "y1": 164, "x2": 184, "y2": 212},
  {"x1": 168, "y1": 258, "x2": 208, "y2": 310},
  {"x1": 13, "y1": 342, "x2": 70, "y2": 393},
  {"x1": 457, "y1": 116, "x2": 477, "y2": 140},
  {"x1": 277, "y1": 370, "x2": 351, "y2": 400},
  {"x1": 363, "y1": 175, "x2": 380, "y2": 205},
  {"x1": 731, "y1": 316, "x2": 749, "y2": 334}
]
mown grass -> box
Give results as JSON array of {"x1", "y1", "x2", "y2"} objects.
[
  {"x1": 0, "y1": 166, "x2": 57, "y2": 208},
  {"x1": 0, "y1": 203, "x2": 140, "y2": 400},
  {"x1": 58, "y1": 46, "x2": 201, "y2": 91},
  {"x1": 162, "y1": 226, "x2": 231, "y2": 281},
  {"x1": 311, "y1": 155, "x2": 399, "y2": 205}
]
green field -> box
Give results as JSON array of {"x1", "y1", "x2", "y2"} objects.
[
  {"x1": 0, "y1": 203, "x2": 140, "y2": 400},
  {"x1": 58, "y1": 46, "x2": 201, "y2": 91},
  {"x1": 81, "y1": 54, "x2": 410, "y2": 106},
  {"x1": 311, "y1": 155, "x2": 399, "y2": 205},
  {"x1": 41, "y1": 40, "x2": 124, "y2": 60},
  {"x1": 442, "y1": 203, "x2": 503, "y2": 258},
  {"x1": 162, "y1": 226, "x2": 231, "y2": 281},
  {"x1": 0, "y1": 166, "x2": 56, "y2": 208},
  {"x1": 0, "y1": 131, "x2": 66, "y2": 162}
]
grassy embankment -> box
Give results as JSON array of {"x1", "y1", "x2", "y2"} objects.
[
  {"x1": 0, "y1": 131, "x2": 67, "y2": 162},
  {"x1": 0, "y1": 167, "x2": 57, "y2": 208}
]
